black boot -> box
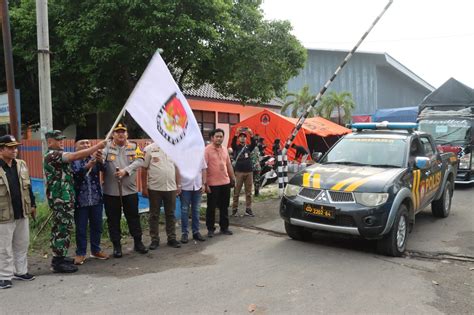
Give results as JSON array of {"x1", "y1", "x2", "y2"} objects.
[
  {"x1": 51, "y1": 256, "x2": 78, "y2": 273},
  {"x1": 63, "y1": 257, "x2": 74, "y2": 264},
  {"x1": 134, "y1": 237, "x2": 148, "y2": 254},
  {"x1": 113, "y1": 242, "x2": 122, "y2": 258}
]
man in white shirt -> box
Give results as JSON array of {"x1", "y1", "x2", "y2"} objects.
[
  {"x1": 179, "y1": 157, "x2": 207, "y2": 243},
  {"x1": 142, "y1": 143, "x2": 181, "y2": 249}
]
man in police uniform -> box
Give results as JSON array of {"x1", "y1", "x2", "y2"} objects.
[
  {"x1": 0, "y1": 135, "x2": 36, "y2": 289},
  {"x1": 102, "y1": 123, "x2": 148, "y2": 258},
  {"x1": 44, "y1": 130, "x2": 105, "y2": 273}
]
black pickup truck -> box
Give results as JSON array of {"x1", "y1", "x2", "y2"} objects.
[{"x1": 280, "y1": 122, "x2": 458, "y2": 256}]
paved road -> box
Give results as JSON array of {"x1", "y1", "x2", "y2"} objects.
[{"x1": 1, "y1": 186, "x2": 472, "y2": 314}]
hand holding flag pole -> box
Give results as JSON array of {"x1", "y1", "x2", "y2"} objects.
[{"x1": 85, "y1": 106, "x2": 127, "y2": 176}]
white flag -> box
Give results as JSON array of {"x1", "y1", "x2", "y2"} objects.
[{"x1": 126, "y1": 52, "x2": 205, "y2": 181}]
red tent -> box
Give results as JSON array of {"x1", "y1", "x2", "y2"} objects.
[{"x1": 228, "y1": 109, "x2": 351, "y2": 160}]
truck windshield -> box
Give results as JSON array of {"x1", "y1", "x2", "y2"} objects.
[
  {"x1": 321, "y1": 137, "x2": 407, "y2": 168},
  {"x1": 418, "y1": 119, "x2": 470, "y2": 145}
]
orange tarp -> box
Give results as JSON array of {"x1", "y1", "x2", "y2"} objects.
[{"x1": 228, "y1": 109, "x2": 351, "y2": 160}]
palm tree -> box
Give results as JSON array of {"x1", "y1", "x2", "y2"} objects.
[
  {"x1": 281, "y1": 85, "x2": 317, "y2": 118},
  {"x1": 317, "y1": 91, "x2": 356, "y2": 125}
]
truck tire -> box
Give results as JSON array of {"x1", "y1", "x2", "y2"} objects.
[
  {"x1": 431, "y1": 180, "x2": 452, "y2": 218},
  {"x1": 377, "y1": 205, "x2": 409, "y2": 257},
  {"x1": 284, "y1": 221, "x2": 311, "y2": 241}
]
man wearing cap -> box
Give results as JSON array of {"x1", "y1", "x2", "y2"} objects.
[
  {"x1": 102, "y1": 123, "x2": 148, "y2": 258},
  {"x1": 0, "y1": 135, "x2": 36, "y2": 289},
  {"x1": 71, "y1": 135, "x2": 109, "y2": 265},
  {"x1": 44, "y1": 130, "x2": 105, "y2": 273},
  {"x1": 230, "y1": 127, "x2": 257, "y2": 217}
]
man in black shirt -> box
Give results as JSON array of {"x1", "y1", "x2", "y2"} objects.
[
  {"x1": 231, "y1": 127, "x2": 257, "y2": 217},
  {"x1": 0, "y1": 135, "x2": 36, "y2": 289}
]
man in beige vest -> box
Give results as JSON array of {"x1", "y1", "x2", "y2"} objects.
[
  {"x1": 142, "y1": 142, "x2": 181, "y2": 249},
  {"x1": 0, "y1": 135, "x2": 36, "y2": 289}
]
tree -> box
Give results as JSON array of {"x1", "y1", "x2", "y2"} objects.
[
  {"x1": 0, "y1": 0, "x2": 306, "y2": 129},
  {"x1": 281, "y1": 85, "x2": 317, "y2": 118},
  {"x1": 317, "y1": 91, "x2": 356, "y2": 125}
]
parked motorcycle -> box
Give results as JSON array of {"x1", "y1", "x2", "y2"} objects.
[{"x1": 260, "y1": 155, "x2": 277, "y2": 187}]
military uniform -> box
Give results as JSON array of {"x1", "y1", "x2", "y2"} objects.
[
  {"x1": 43, "y1": 129, "x2": 105, "y2": 273},
  {"x1": 44, "y1": 149, "x2": 75, "y2": 257},
  {"x1": 102, "y1": 136, "x2": 145, "y2": 255}
]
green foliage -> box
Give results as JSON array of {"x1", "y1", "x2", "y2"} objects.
[
  {"x1": 0, "y1": 0, "x2": 306, "y2": 128},
  {"x1": 282, "y1": 85, "x2": 317, "y2": 118},
  {"x1": 317, "y1": 91, "x2": 356, "y2": 125}
]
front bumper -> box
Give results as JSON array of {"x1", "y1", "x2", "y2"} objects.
[
  {"x1": 280, "y1": 196, "x2": 391, "y2": 239},
  {"x1": 455, "y1": 169, "x2": 474, "y2": 184}
]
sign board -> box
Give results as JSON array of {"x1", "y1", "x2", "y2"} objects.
[{"x1": 0, "y1": 89, "x2": 21, "y2": 127}]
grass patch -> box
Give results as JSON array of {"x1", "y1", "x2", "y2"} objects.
[{"x1": 29, "y1": 202, "x2": 151, "y2": 255}]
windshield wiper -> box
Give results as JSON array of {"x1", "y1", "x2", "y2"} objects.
[
  {"x1": 434, "y1": 129, "x2": 465, "y2": 141},
  {"x1": 371, "y1": 164, "x2": 400, "y2": 168},
  {"x1": 325, "y1": 161, "x2": 370, "y2": 166}
]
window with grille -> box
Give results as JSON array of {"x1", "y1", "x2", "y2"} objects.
[
  {"x1": 218, "y1": 112, "x2": 240, "y2": 126},
  {"x1": 193, "y1": 110, "x2": 216, "y2": 141}
]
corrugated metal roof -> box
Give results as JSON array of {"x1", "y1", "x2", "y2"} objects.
[
  {"x1": 384, "y1": 53, "x2": 434, "y2": 91},
  {"x1": 286, "y1": 48, "x2": 434, "y2": 115}
]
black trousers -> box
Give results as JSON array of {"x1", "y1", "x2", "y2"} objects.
[
  {"x1": 206, "y1": 184, "x2": 230, "y2": 231},
  {"x1": 104, "y1": 193, "x2": 142, "y2": 243}
]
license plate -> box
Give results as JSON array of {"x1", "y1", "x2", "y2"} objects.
[{"x1": 303, "y1": 203, "x2": 336, "y2": 219}]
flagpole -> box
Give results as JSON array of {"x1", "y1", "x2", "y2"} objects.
[
  {"x1": 104, "y1": 105, "x2": 128, "y2": 141},
  {"x1": 278, "y1": 0, "x2": 394, "y2": 196}
]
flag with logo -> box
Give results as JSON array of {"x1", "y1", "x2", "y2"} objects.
[{"x1": 125, "y1": 52, "x2": 205, "y2": 181}]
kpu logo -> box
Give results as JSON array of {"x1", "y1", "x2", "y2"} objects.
[{"x1": 156, "y1": 93, "x2": 188, "y2": 145}]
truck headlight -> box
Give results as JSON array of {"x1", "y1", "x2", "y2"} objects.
[
  {"x1": 284, "y1": 184, "x2": 301, "y2": 197},
  {"x1": 354, "y1": 192, "x2": 389, "y2": 207},
  {"x1": 459, "y1": 153, "x2": 471, "y2": 170}
]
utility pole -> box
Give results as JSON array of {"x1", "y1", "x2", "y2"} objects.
[
  {"x1": 1, "y1": 0, "x2": 20, "y2": 141},
  {"x1": 36, "y1": 0, "x2": 53, "y2": 154}
]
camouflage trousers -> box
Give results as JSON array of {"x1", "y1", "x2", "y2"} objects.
[
  {"x1": 253, "y1": 171, "x2": 261, "y2": 194},
  {"x1": 50, "y1": 202, "x2": 74, "y2": 257}
]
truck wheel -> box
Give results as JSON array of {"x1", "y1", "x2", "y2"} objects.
[
  {"x1": 377, "y1": 205, "x2": 409, "y2": 257},
  {"x1": 284, "y1": 221, "x2": 311, "y2": 241},
  {"x1": 431, "y1": 180, "x2": 452, "y2": 218}
]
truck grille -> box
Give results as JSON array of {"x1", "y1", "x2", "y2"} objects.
[
  {"x1": 329, "y1": 191, "x2": 355, "y2": 203},
  {"x1": 298, "y1": 188, "x2": 321, "y2": 200}
]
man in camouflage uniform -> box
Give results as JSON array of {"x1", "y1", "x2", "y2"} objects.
[{"x1": 44, "y1": 130, "x2": 105, "y2": 273}]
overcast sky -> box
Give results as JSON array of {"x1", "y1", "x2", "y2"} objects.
[{"x1": 261, "y1": 0, "x2": 474, "y2": 89}]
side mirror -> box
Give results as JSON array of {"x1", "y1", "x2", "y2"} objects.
[
  {"x1": 415, "y1": 157, "x2": 431, "y2": 170},
  {"x1": 312, "y1": 152, "x2": 323, "y2": 162}
]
